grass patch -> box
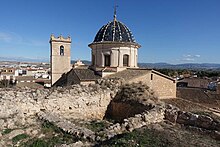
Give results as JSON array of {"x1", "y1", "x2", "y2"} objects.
[
  {"x1": 41, "y1": 121, "x2": 60, "y2": 134},
  {"x1": 20, "y1": 121, "x2": 79, "y2": 147},
  {"x1": 2, "y1": 128, "x2": 14, "y2": 135},
  {"x1": 26, "y1": 139, "x2": 47, "y2": 147},
  {"x1": 86, "y1": 121, "x2": 110, "y2": 132},
  {"x1": 12, "y1": 134, "x2": 29, "y2": 144},
  {"x1": 98, "y1": 127, "x2": 170, "y2": 147},
  {"x1": 20, "y1": 138, "x2": 48, "y2": 147}
]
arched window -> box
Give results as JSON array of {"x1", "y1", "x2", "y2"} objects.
[
  {"x1": 123, "y1": 54, "x2": 129, "y2": 67},
  {"x1": 92, "y1": 54, "x2": 95, "y2": 66},
  {"x1": 60, "y1": 45, "x2": 64, "y2": 56},
  {"x1": 104, "y1": 54, "x2": 111, "y2": 66}
]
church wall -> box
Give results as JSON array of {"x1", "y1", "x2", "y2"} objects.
[
  {"x1": 90, "y1": 44, "x2": 138, "y2": 68},
  {"x1": 111, "y1": 50, "x2": 119, "y2": 67},
  {"x1": 128, "y1": 72, "x2": 176, "y2": 99}
]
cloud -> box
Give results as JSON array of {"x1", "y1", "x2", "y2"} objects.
[
  {"x1": 27, "y1": 40, "x2": 47, "y2": 47},
  {"x1": 0, "y1": 31, "x2": 47, "y2": 47},
  {"x1": 0, "y1": 32, "x2": 13, "y2": 42},
  {"x1": 0, "y1": 32, "x2": 23, "y2": 43},
  {"x1": 182, "y1": 58, "x2": 195, "y2": 61},
  {"x1": 182, "y1": 54, "x2": 201, "y2": 62}
]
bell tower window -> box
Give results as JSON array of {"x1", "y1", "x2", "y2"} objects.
[{"x1": 60, "y1": 45, "x2": 64, "y2": 56}]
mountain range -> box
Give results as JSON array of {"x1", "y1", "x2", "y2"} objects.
[{"x1": 0, "y1": 56, "x2": 220, "y2": 70}]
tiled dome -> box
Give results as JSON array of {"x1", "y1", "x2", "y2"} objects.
[{"x1": 93, "y1": 20, "x2": 136, "y2": 43}]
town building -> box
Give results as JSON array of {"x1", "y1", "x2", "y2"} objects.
[{"x1": 0, "y1": 68, "x2": 18, "y2": 82}]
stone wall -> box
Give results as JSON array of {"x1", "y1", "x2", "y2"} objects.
[
  {"x1": 37, "y1": 106, "x2": 165, "y2": 142},
  {"x1": 98, "y1": 106, "x2": 165, "y2": 141},
  {"x1": 105, "y1": 102, "x2": 147, "y2": 121},
  {"x1": 217, "y1": 83, "x2": 220, "y2": 94},
  {"x1": 165, "y1": 105, "x2": 220, "y2": 140},
  {"x1": 130, "y1": 72, "x2": 176, "y2": 99},
  {"x1": 104, "y1": 82, "x2": 163, "y2": 121},
  {"x1": 0, "y1": 84, "x2": 113, "y2": 130}
]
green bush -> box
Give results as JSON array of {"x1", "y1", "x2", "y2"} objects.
[
  {"x1": 86, "y1": 121, "x2": 109, "y2": 132},
  {"x1": 27, "y1": 139, "x2": 47, "y2": 147},
  {"x1": 2, "y1": 128, "x2": 14, "y2": 135},
  {"x1": 20, "y1": 138, "x2": 48, "y2": 147},
  {"x1": 12, "y1": 133, "x2": 29, "y2": 144}
]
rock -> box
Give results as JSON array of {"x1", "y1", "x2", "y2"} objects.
[
  {"x1": 38, "y1": 134, "x2": 45, "y2": 138},
  {"x1": 195, "y1": 115, "x2": 213, "y2": 129},
  {"x1": 214, "y1": 122, "x2": 220, "y2": 131},
  {"x1": 0, "y1": 119, "x2": 5, "y2": 130},
  {"x1": 7, "y1": 129, "x2": 25, "y2": 139},
  {"x1": 164, "y1": 105, "x2": 179, "y2": 123},
  {"x1": 31, "y1": 130, "x2": 39, "y2": 136},
  {"x1": 177, "y1": 112, "x2": 193, "y2": 125},
  {"x1": 212, "y1": 131, "x2": 220, "y2": 140}
]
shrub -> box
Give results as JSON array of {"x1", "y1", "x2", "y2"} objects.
[
  {"x1": 2, "y1": 128, "x2": 14, "y2": 135},
  {"x1": 12, "y1": 133, "x2": 29, "y2": 144}
]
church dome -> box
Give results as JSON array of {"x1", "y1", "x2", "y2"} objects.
[{"x1": 93, "y1": 20, "x2": 136, "y2": 43}]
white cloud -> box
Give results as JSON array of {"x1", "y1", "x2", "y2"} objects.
[
  {"x1": 0, "y1": 32, "x2": 13, "y2": 42},
  {"x1": 182, "y1": 58, "x2": 195, "y2": 61},
  {"x1": 0, "y1": 31, "x2": 47, "y2": 47},
  {"x1": 181, "y1": 54, "x2": 201, "y2": 62},
  {"x1": 0, "y1": 32, "x2": 23, "y2": 43}
]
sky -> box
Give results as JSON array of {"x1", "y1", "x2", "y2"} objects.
[{"x1": 0, "y1": 0, "x2": 220, "y2": 64}]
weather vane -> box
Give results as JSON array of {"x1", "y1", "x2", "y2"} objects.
[{"x1": 114, "y1": 0, "x2": 118, "y2": 20}]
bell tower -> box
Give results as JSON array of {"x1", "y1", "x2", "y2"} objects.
[{"x1": 50, "y1": 34, "x2": 71, "y2": 85}]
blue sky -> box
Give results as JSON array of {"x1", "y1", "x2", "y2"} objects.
[{"x1": 0, "y1": 0, "x2": 220, "y2": 64}]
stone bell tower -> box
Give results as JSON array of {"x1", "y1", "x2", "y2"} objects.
[{"x1": 50, "y1": 34, "x2": 71, "y2": 85}]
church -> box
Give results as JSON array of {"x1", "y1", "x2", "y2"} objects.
[{"x1": 50, "y1": 8, "x2": 176, "y2": 99}]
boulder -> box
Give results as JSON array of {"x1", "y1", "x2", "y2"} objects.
[{"x1": 195, "y1": 115, "x2": 213, "y2": 129}]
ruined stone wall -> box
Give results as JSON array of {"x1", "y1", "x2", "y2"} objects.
[
  {"x1": 0, "y1": 84, "x2": 113, "y2": 130},
  {"x1": 105, "y1": 102, "x2": 147, "y2": 121}
]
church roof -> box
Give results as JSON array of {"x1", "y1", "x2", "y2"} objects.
[
  {"x1": 93, "y1": 20, "x2": 136, "y2": 43},
  {"x1": 73, "y1": 69, "x2": 100, "y2": 81}
]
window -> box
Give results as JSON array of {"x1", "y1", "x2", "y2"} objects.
[
  {"x1": 151, "y1": 74, "x2": 153, "y2": 80},
  {"x1": 92, "y1": 54, "x2": 95, "y2": 66},
  {"x1": 60, "y1": 45, "x2": 64, "y2": 56},
  {"x1": 104, "y1": 55, "x2": 111, "y2": 66},
  {"x1": 123, "y1": 54, "x2": 129, "y2": 67}
]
